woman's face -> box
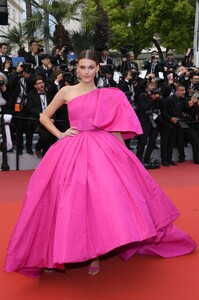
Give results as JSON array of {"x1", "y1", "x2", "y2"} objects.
[
  {"x1": 5, "y1": 61, "x2": 11, "y2": 68},
  {"x1": 77, "y1": 58, "x2": 99, "y2": 83}
]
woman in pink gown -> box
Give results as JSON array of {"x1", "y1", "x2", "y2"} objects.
[{"x1": 5, "y1": 50, "x2": 196, "y2": 278}]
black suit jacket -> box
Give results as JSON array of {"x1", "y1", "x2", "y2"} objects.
[
  {"x1": 6, "y1": 73, "x2": 35, "y2": 111},
  {"x1": 26, "y1": 89, "x2": 53, "y2": 120},
  {"x1": 35, "y1": 66, "x2": 52, "y2": 83},
  {"x1": 144, "y1": 60, "x2": 163, "y2": 77}
]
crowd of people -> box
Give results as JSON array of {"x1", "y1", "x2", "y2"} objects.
[{"x1": 0, "y1": 41, "x2": 199, "y2": 166}]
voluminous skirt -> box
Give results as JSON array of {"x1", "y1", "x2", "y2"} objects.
[
  {"x1": 4, "y1": 130, "x2": 196, "y2": 278},
  {"x1": 4, "y1": 88, "x2": 197, "y2": 278}
]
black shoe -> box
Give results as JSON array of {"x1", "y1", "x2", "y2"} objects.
[
  {"x1": 154, "y1": 144, "x2": 159, "y2": 150},
  {"x1": 168, "y1": 160, "x2": 177, "y2": 166},
  {"x1": 27, "y1": 149, "x2": 34, "y2": 155},
  {"x1": 7, "y1": 148, "x2": 14, "y2": 153},
  {"x1": 162, "y1": 161, "x2": 169, "y2": 167},
  {"x1": 178, "y1": 159, "x2": 185, "y2": 163}
]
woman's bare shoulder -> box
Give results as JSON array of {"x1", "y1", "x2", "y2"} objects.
[{"x1": 59, "y1": 85, "x2": 79, "y2": 103}]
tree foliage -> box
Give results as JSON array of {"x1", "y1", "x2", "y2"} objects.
[{"x1": 98, "y1": 0, "x2": 195, "y2": 56}]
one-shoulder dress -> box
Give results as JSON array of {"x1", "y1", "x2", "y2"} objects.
[{"x1": 5, "y1": 88, "x2": 197, "y2": 278}]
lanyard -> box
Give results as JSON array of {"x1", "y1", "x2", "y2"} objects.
[{"x1": 39, "y1": 94, "x2": 47, "y2": 111}]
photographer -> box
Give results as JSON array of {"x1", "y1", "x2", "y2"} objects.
[
  {"x1": 0, "y1": 72, "x2": 13, "y2": 152},
  {"x1": 163, "y1": 51, "x2": 178, "y2": 80},
  {"x1": 6, "y1": 62, "x2": 35, "y2": 154},
  {"x1": 97, "y1": 66, "x2": 117, "y2": 88},
  {"x1": 24, "y1": 40, "x2": 41, "y2": 72},
  {"x1": 162, "y1": 84, "x2": 199, "y2": 164},
  {"x1": 51, "y1": 46, "x2": 67, "y2": 67},
  {"x1": 182, "y1": 48, "x2": 194, "y2": 68},
  {"x1": 35, "y1": 54, "x2": 53, "y2": 84},
  {"x1": 120, "y1": 51, "x2": 139, "y2": 75},
  {"x1": 144, "y1": 50, "x2": 163, "y2": 78},
  {"x1": 187, "y1": 73, "x2": 199, "y2": 136},
  {"x1": 136, "y1": 82, "x2": 162, "y2": 165},
  {"x1": 118, "y1": 70, "x2": 133, "y2": 102}
]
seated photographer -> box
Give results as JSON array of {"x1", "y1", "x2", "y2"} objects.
[
  {"x1": 0, "y1": 72, "x2": 13, "y2": 152},
  {"x1": 136, "y1": 83, "x2": 162, "y2": 165},
  {"x1": 97, "y1": 66, "x2": 117, "y2": 88},
  {"x1": 162, "y1": 84, "x2": 199, "y2": 164}
]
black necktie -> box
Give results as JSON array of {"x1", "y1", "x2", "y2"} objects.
[
  {"x1": 39, "y1": 92, "x2": 45, "y2": 95},
  {"x1": 1, "y1": 55, "x2": 5, "y2": 57}
]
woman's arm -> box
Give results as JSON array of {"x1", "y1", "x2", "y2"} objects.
[{"x1": 112, "y1": 132, "x2": 125, "y2": 144}]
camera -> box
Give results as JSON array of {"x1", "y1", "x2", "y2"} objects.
[
  {"x1": 145, "y1": 109, "x2": 161, "y2": 128},
  {"x1": 38, "y1": 48, "x2": 44, "y2": 53},
  {"x1": 64, "y1": 72, "x2": 76, "y2": 85},
  {"x1": 147, "y1": 89, "x2": 160, "y2": 98},
  {"x1": 177, "y1": 120, "x2": 189, "y2": 129},
  {"x1": 192, "y1": 82, "x2": 199, "y2": 92},
  {"x1": 20, "y1": 63, "x2": 31, "y2": 73}
]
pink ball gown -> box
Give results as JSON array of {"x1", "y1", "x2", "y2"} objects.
[{"x1": 5, "y1": 88, "x2": 196, "y2": 278}]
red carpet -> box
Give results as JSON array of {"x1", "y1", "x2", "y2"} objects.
[{"x1": 0, "y1": 162, "x2": 199, "y2": 300}]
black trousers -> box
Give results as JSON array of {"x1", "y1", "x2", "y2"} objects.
[
  {"x1": 14, "y1": 110, "x2": 27, "y2": 152},
  {"x1": 26, "y1": 120, "x2": 39, "y2": 151},
  {"x1": 176, "y1": 126, "x2": 199, "y2": 163},
  {"x1": 160, "y1": 125, "x2": 176, "y2": 163},
  {"x1": 35, "y1": 125, "x2": 56, "y2": 157},
  {"x1": 136, "y1": 123, "x2": 159, "y2": 163}
]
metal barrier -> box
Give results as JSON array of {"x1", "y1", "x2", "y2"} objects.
[
  {"x1": 1, "y1": 115, "x2": 19, "y2": 170},
  {"x1": 0, "y1": 114, "x2": 66, "y2": 171}
]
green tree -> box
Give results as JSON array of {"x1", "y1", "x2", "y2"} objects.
[
  {"x1": 82, "y1": 0, "x2": 110, "y2": 50},
  {"x1": 99, "y1": 0, "x2": 195, "y2": 58},
  {"x1": 24, "y1": 0, "x2": 82, "y2": 50},
  {"x1": 0, "y1": 23, "x2": 27, "y2": 53}
]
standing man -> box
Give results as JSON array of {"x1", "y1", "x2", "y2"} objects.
[
  {"x1": 0, "y1": 43, "x2": 12, "y2": 71},
  {"x1": 144, "y1": 50, "x2": 163, "y2": 78},
  {"x1": 26, "y1": 76, "x2": 55, "y2": 157},
  {"x1": 24, "y1": 40, "x2": 41, "y2": 72},
  {"x1": 120, "y1": 51, "x2": 139, "y2": 74},
  {"x1": 162, "y1": 84, "x2": 199, "y2": 164},
  {"x1": 35, "y1": 54, "x2": 53, "y2": 84}
]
